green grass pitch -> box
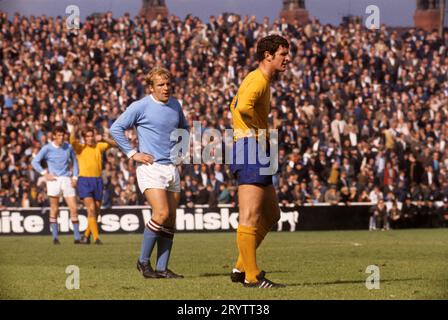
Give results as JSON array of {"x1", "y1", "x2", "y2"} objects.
[{"x1": 0, "y1": 229, "x2": 447, "y2": 299}]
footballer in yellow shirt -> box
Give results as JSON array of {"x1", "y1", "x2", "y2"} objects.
[
  {"x1": 230, "y1": 68, "x2": 271, "y2": 141},
  {"x1": 69, "y1": 121, "x2": 117, "y2": 244},
  {"x1": 229, "y1": 35, "x2": 290, "y2": 288}
]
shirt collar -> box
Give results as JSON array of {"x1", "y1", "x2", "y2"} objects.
[{"x1": 150, "y1": 94, "x2": 168, "y2": 105}]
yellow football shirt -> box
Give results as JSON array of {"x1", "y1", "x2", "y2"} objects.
[
  {"x1": 230, "y1": 68, "x2": 271, "y2": 141},
  {"x1": 70, "y1": 136, "x2": 110, "y2": 177}
]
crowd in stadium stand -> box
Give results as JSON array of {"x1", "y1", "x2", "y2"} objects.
[{"x1": 0, "y1": 11, "x2": 448, "y2": 225}]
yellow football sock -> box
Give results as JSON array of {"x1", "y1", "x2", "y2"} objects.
[
  {"x1": 235, "y1": 223, "x2": 269, "y2": 272},
  {"x1": 88, "y1": 217, "x2": 100, "y2": 241},
  {"x1": 237, "y1": 225, "x2": 260, "y2": 283}
]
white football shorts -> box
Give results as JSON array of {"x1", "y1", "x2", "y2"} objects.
[
  {"x1": 46, "y1": 176, "x2": 76, "y2": 197},
  {"x1": 136, "y1": 162, "x2": 180, "y2": 193}
]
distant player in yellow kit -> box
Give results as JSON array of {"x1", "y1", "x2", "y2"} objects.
[
  {"x1": 69, "y1": 118, "x2": 117, "y2": 244},
  {"x1": 229, "y1": 35, "x2": 290, "y2": 288}
]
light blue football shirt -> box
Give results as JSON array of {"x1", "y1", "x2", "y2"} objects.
[
  {"x1": 31, "y1": 142, "x2": 79, "y2": 177},
  {"x1": 110, "y1": 95, "x2": 189, "y2": 164}
]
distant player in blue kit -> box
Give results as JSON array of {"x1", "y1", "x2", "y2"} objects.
[
  {"x1": 31, "y1": 126, "x2": 81, "y2": 244},
  {"x1": 110, "y1": 67, "x2": 189, "y2": 279}
]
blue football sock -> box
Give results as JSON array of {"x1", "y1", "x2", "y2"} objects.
[
  {"x1": 50, "y1": 222, "x2": 59, "y2": 240},
  {"x1": 139, "y1": 227, "x2": 159, "y2": 264},
  {"x1": 156, "y1": 234, "x2": 174, "y2": 271},
  {"x1": 72, "y1": 222, "x2": 81, "y2": 240}
]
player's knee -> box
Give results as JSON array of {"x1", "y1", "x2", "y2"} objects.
[
  {"x1": 86, "y1": 204, "x2": 96, "y2": 216},
  {"x1": 87, "y1": 210, "x2": 96, "y2": 218},
  {"x1": 69, "y1": 209, "x2": 78, "y2": 216},
  {"x1": 153, "y1": 209, "x2": 170, "y2": 225},
  {"x1": 239, "y1": 209, "x2": 261, "y2": 227},
  {"x1": 69, "y1": 207, "x2": 78, "y2": 216},
  {"x1": 49, "y1": 205, "x2": 58, "y2": 215}
]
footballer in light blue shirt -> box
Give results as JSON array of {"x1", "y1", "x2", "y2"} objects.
[
  {"x1": 31, "y1": 126, "x2": 81, "y2": 244},
  {"x1": 110, "y1": 67, "x2": 188, "y2": 279},
  {"x1": 109, "y1": 90, "x2": 189, "y2": 163}
]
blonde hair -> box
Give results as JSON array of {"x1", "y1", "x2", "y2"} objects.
[{"x1": 146, "y1": 67, "x2": 171, "y2": 87}]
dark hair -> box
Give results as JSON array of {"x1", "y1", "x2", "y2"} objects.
[
  {"x1": 81, "y1": 126, "x2": 95, "y2": 138},
  {"x1": 52, "y1": 126, "x2": 65, "y2": 135},
  {"x1": 256, "y1": 35, "x2": 289, "y2": 62}
]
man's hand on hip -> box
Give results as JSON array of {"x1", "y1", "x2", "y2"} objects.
[{"x1": 132, "y1": 153, "x2": 154, "y2": 165}]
